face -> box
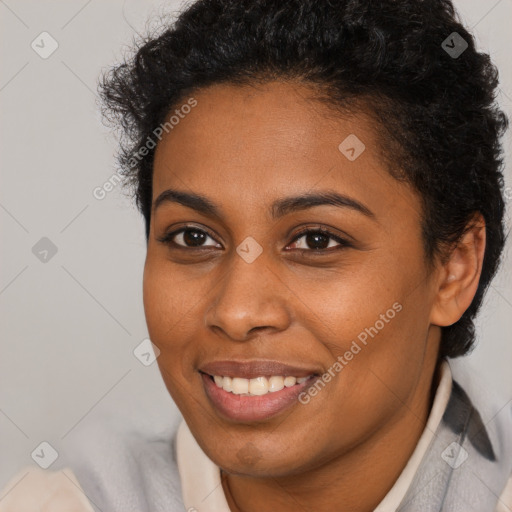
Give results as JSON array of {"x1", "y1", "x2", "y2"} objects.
[{"x1": 144, "y1": 81, "x2": 442, "y2": 477}]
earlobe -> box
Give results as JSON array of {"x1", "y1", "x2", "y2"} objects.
[{"x1": 430, "y1": 215, "x2": 486, "y2": 327}]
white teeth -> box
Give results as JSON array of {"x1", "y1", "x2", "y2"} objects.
[
  {"x1": 249, "y1": 377, "x2": 269, "y2": 395},
  {"x1": 231, "y1": 377, "x2": 249, "y2": 394},
  {"x1": 268, "y1": 376, "x2": 284, "y2": 392},
  {"x1": 284, "y1": 376, "x2": 297, "y2": 387},
  {"x1": 212, "y1": 375, "x2": 310, "y2": 396},
  {"x1": 222, "y1": 376, "x2": 233, "y2": 392}
]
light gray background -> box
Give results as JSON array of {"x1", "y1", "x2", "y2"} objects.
[{"x1": 1, "y1": 0, "x2": 511, "y2": 489}]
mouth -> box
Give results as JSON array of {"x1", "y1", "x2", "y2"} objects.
[{"x1": 199, "y1": 360, "x2": 320, "y2": 422}]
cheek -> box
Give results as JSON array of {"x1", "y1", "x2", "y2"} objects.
[
  {"x1": 142, "y1": 257, "x2": 206, "y2": 415},
  {"x1": 142, "y1": 259, "x2": 171, "y2": 340},
  {"x1": 304, "y1": 249, "x2": 432, "y2": 399},
  {"x1": 142, "y1": 256, "x2": 195, "y2": 370},
  {"x1": 142, "y1": 252, "x2": 223, "y2": 394},
  {"x1": 143, "y1": 253, "x2": 200, "y2": 337},
  {"x1": 297, "y1": 258, "x2": 407, "y2": 348}
]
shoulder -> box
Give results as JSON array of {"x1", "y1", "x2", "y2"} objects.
[
  {"x1": 0, "y1": 415, "x2": 186, "y2": 512},
  {"x1": 447, "y1": 363, "x2": 512, "y2": 469},
  {"x1": 59, "y1": 415, "x2": 185, "y2": 512},
  {"x1": 496, "y1": 475, "x2": 512, "y2": 512},
  {"x1": 0, "y1": 466, "x2": 94, "y2": 512},
  {"x1": 398, "y1": 361, "x2": 512, "y2": 511},
  {"x1": 443, "y1": 364, "x2": 512, "y2": 509}
]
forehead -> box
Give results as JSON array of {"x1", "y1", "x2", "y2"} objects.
[{"x1": 152, "y1": 81, "x2": 419, "y2": 222}]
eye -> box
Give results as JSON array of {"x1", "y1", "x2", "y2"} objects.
[
  {"x1": 287, "y1": 227, "x2": 351, "y2": 252},
  {"x1": 157, "y1": 226, "x2": 222, "y2": 249},
  {"x1": 158, "y1": 225, "x2": 352, "y2": 253}
]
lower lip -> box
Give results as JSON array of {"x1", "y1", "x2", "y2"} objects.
[{"x1": 201, "y1": 373, "x2": 317, "y2": 422}]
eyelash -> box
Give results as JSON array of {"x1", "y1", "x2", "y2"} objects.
[{"x1": 157, "y1": 225, "x2": 352, "y2": 254}]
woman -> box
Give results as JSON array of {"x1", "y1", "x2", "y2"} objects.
[{"x1": 2, "y1": 0, "x2": 511, "y2": 510}]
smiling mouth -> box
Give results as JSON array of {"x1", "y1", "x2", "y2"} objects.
[
  {"x1": 203, "y1": 373, "x2": 315, "y2": 396},
  {"x1": 199, "y1": 370, "x2": 320, "y2": 423}
]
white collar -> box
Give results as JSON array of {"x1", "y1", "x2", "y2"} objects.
[{"x1": 176, "y1": 360, "x2": 453, "y2": 511}]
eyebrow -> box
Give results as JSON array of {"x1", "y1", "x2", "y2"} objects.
[{"x1": 153, "y1": 188, "x2": 375, "y2": 220}]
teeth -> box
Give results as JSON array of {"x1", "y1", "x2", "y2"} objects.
[
  {"x1": 222, "y1": 376, "x2": 232, "y2": 392},
  {"x1": 268, "y1": 376, "x2": 284, "y2": 392},
  {"x1": 212, "y1": 375, "x2": 311, "y2": 396},
  {"x1": 231, "y1": 377, "x2": 249, "y2": 394},
  {"x1": 284, "y1": 376, "x2": 297, "y2": 387},
  {"x1": 249, "y1": 376, "x2": 268, "y2": 395}
]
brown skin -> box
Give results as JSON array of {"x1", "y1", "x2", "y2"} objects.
[{"x1": 143, "y1": 81, "x2": 486, "y2": 512}]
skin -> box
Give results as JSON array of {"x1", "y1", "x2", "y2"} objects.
[{"x1": 143, "y1": 80, "x2": 486, "y2": 512}]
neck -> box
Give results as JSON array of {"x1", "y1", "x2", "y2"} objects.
[{"x1": 222, "y1": 357, "x2": 442, "y2": 512}]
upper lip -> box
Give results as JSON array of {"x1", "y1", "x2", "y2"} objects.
[{"x1": 199, "y1": 360, "x2": 320, "y2": 379}]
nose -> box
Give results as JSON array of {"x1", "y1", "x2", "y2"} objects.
[{"x1": 204, "y1": 254, "x2": 291, "y2": 342}]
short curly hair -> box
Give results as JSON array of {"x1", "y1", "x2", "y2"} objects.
[{"x1": 99, "y1": 0, "x2": 508, "y2": 359}]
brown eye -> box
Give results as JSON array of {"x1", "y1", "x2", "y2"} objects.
[
  {"x1": 158, "y1": 227, "x2": 222, "y2": 249},
  {"x1": 180, "y1": 228, "x2": 208, "y2": 247},
  {"x1": 288, "y1": 228, "x2": 351, "y2": 252}
]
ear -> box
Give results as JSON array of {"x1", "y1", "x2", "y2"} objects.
[{"x1": 430, "y1": 214, "x2": 486, "y2": 327}]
